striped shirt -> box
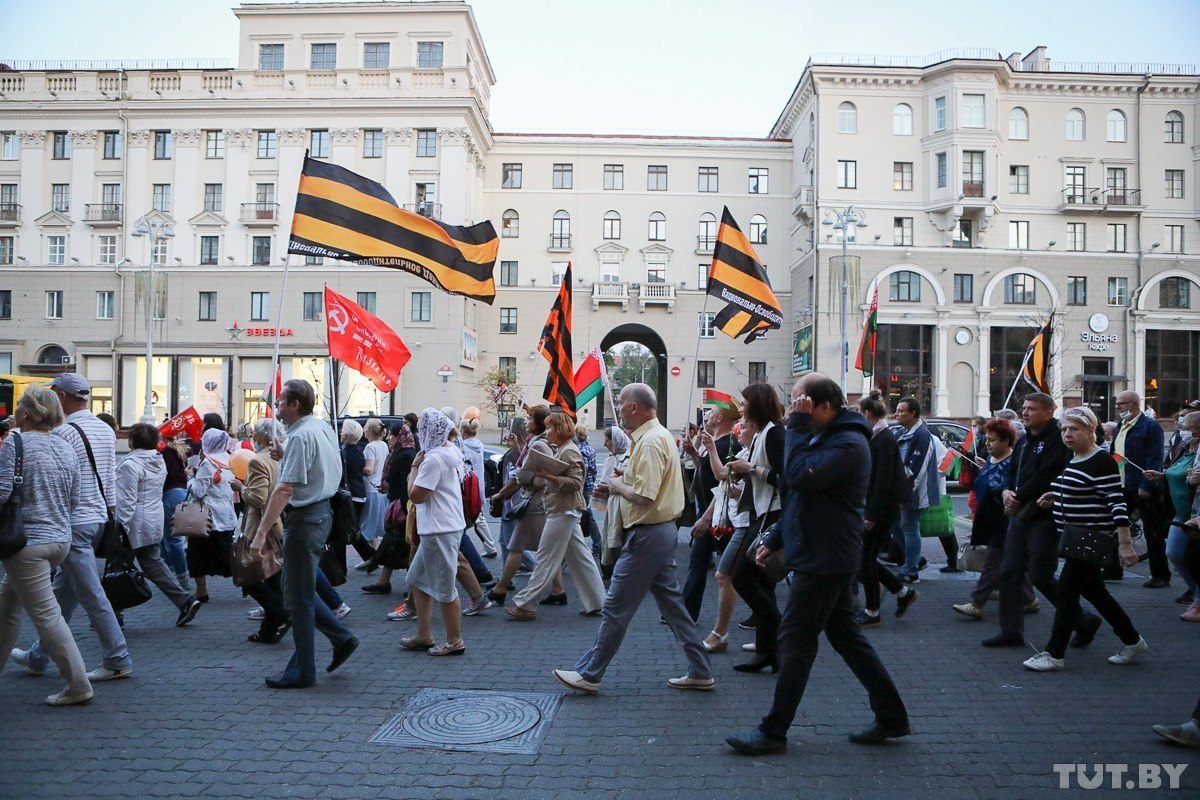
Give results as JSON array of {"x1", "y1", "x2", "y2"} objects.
[
  {"x1": 1051, "y1": 448, "x2": 1128, "y2": 531},
  {"x1": 53, "y1": 410, "x2": 117, "y2": 526}
]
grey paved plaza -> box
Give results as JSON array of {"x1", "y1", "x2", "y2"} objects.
[{"x1": 2, "y1": 527, "x2": 1197, "y2": 799}]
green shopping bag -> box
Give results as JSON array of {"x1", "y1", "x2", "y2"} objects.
[{"x1": 919, "y1": 494, "x2": 955, "y2": 538}]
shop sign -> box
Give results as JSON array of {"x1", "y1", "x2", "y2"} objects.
[
  {"x1": 245, "y1": 327, "x2": 294, "y2": 337},
  {"x1": 1081, "y1": 332, "x2": 1118, "y2": 352}
]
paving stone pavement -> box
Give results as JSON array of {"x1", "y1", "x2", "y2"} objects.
[{"x1": 2, "y1": 528, "x2": 1197, "y2": 800}]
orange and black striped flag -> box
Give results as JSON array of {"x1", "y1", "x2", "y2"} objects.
[
  {"x1": 1020, "y1": 317, "x2": 1053, "y2": 393},
  {"x1": 288, "y1": 156, "x2": 498, "y2": 304},
  {"x1": 707, "y1": 207, "x2": 784, "y2": 343},
  {"x1": 538, "y1": 263, "x2": 576, "y2": 418}
]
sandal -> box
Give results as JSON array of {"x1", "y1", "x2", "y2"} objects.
[
  {"x1": 399, "y1": 636, "x2": 435, "y2": 651},
  {"x1": 703, "y1": 631, "x2": 729, "y2": 653},
  {"x1": 429, "y1": 640, "x2": 466, "y2": 657}
]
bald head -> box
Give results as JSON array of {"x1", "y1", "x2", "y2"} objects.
[
  {"x1": 618, "y1": 382, "x2": 658, "y2": 430},
  {"x1": 1116, "y1": 390, "x2": 1142, "y2": 416}
]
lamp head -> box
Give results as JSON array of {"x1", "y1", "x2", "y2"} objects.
[
  {"x1": 70, "y1": 256, "x2": 80, "y2": 263},
  {"x1": 1150, "y1": 242, "x2": 1161, "y2": 251},
  {"x1": 855, "y1": 219, "x2": 868, "y2": 228},
  {"x1": 116, "y1": 258, "x2": 131, "y2": 266},
  {"x1": 820, "y1": 212, "x2": 834, "y2": 226},
  {"x1": 1048, "y1": 241, "x2": 1057, "y2": 248}
]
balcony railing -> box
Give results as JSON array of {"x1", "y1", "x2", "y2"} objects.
[
  {"x1": 591, "y1": 281, "x2": 629, "y2": 311},
  {"x1": 696, "y1": 236, "x2": 716, "y2": 254},
  {"x1": 961, "y1": 181, "x2": 985, "y2": 198},
  {"x1": 240, "y1": 202, "x2": 279, "y2": 223},
  {"x1": 402, "y1": 202, "x2": 442, "y2": 218},
  {"x1": 548, "y1": 234, "x2": 573, "y2": 251},
  {"x1": 638, "y1": 281, "x2": 676, "y2": 312},
  {"x1": 792, "y1": 185, "x2": 815, "y2": 219},
  {"x1": 0, "y1": 202, "x2": 20, "y2": 224},
  {"x1": 83, "y1": 203, "x2": 122, "y2": 223}
]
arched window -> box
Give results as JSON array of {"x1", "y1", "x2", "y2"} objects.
[
  {"x1": 501, "y1": 209, "x2": 519, "y2": 238},
  {"x1": 697, "y1": 212, "x2": 717, "y2": 249},
  {"x1": 37, "y1": 344, "x2": 70, "y2": 365},
  {"x1": 1165, "y1": 110, "x2": 1184, "y2": 144},
  {"x1": 1004, "y1": 274, "x2": 1037, "y2": 305},
  {"x1": 1106, "y1": 109, "x2": 1127, "y2": 142},
  {"x1": 893, "y1": 103, "x2": 913, "y2": 136},
  {"x1": 551, "y1": 210, "x2": 570, "y2": 248},
  {"x1": 1066, "y1": 108, "x2": 1085, "y2": 141},
  {"x1": 837, "y1": 101, "x2": 857, "y2": 134},
  {"x1": 749, "y1": 214, "x2": 767, "y2": 245},
  {"x1": 888, "y1": 271, "x2": 921, "y2": 302},
  {"x1": 648, "y1": 211, "x2": 666, "y2": 241},
  {"x1": 1009, "y1": 107, "x2": 1029, "y2": 140},
  {"x1": 1160, "y1": 277, "x2": 1192, "y2": 309},
  {"x1": 602, "y1": 210, "x2": 621, "y2": 240}
]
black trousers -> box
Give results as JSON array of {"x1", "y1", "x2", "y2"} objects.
[
  {"x1": 998, "y1": 513, "x2": 1068, "y2": 638},
  {"x1": 731, "y1": 515, "x2": 781, "y2": 656},
  {"x1": 859, "y1": 515, "x2": 903, "y2": 611},
  {"x1": 682, "y1": 531, "x2": 718, "y2": 622},
  {"x1": 759, "y1": 571, "x2": 908, "y2": 741},
  {"x1": 1045, "y1": 557, "x2": 1139, "y2": 659},
  {"x1": 246, "y1": 572, "x2": 288, "y2": 636}
]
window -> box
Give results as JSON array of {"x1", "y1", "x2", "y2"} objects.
[
  {"x1": 310, "y1": 129, "x2": 330, "y2": 158},
  {"x1": 893, "y1": 217, "x2": 913, "y2": 246},
  {"x1": 603, "y1": 210, "x2": 621, "y2": 240},
  {"x1": 151, "y1": 239, "x2": 167, "y2": 266},
  {"x1": 1009, "y1": 107, "x2": 1029, "y2": 140},
  {"x1": 499, "y1": 260, "x2": 518, "y2": 286},
  {"x1": 200, "y1": 236, "x2": 219, "y2": 265},
  {"x1": 1009, "y1": 165, "x2": 1029, "y2": 194},
  {"x1": 648, "y1": 211, "x2": 666, "y2": 241},
  {"x1": 52, "y1": 131, "x2": 72, "y2": 159},
  {"x1": 647, "y1": 165, "x2": 667, "y2": 191},
  {"x1": 1160, "y1": 277, "x2": 1192, "y2": 309},
  {"x1": 749, "y1": 214, "x2": 767, "y2": 245},
  {"x1": 153, "y1": 130, "x2": 173, "y2": 160},
  {"x1": 416, "y1": 129, "x2": 437, "y2": 158},
  {"x1": 198, "y1": 291, "x2": 217, "y2": 321},
  {"x1": 936, "y1": 153, "x2": 947, "y2": 188},
  {"x1": 501, "y1": 163, "x2": 522, "y2": 189},
  {"x1": 258, "y1": 43, "x2": 284, "y2": 70},
  {"x1": 310, "y1": 43, "x2": 336, "y2": 70},
  {"x1": 889, "y1": 270, "x2": 920, "y2": 302},
  {"x1": 698, "y1": 166, "x2": 719, "y2": 193},
  {"x1": 961, "y1": 93, "x2": 985, "y2": 128},
  {"x1": 1107, "y1": 277, "x2": 1128, "y2": 306},
  {"x1": 837, "y1": 102, "x2": 857, "y2": 133},
  {"x1": 46, "y1": 290, "x2": 64, "y2": 319},
  {"x1": 1066, "y1": 108, "x2": 1085, "y2": 141},
  {"x1": 98, "y1": 235, "x2": 117, "y2": 265},
  {"x1": 203, "y1": 183, "x2": 223, "y2": 212},
  {"x1": 363, "y1": 42, "x2": 390, "y2": 69},
  {"x1": 1165, "y1": 169, "x2": 1185, "y2": 199},
  {"x1": 1106, "y1": 223, "x2": 1127, "y2": 253},
  {"x1": 304, "y1": 255, "x2": 323, "y2": 266},
  {"x1": 962, "y1": 150, "x2": 984, "y2": 195},
  {"x1": 48, "y1": 235, "x2": 66, "y2": 265},
  {"x1": 1166, "y1": 224, "x2": 1185, "y2": 253},
  {"x1": 1067, "y1": 276, "x2": 1088, "y2": 306},
  {"x1": 417, "y1": 41, "x2": 444, "y2": 69},
  {"x1": 1106, "y1": 109, "x2": 1127, "y2": 142},
  {"x1": 363, "y1": 129, "x2": 383, "y2": 158},
  {"x1": 934, "y1": 96, "x2": 947, "y2": 131},
  {"x1": 101, "y1": 183, "x2": 121, "y2": 207},
  {"x1": 1008, "y1": 220, "x2": 1029, "y2": 249},
  {"x1": 256, "y1": 183, "x2": 276, "y2": 206},
  {"x1": 697, "y1": 360, "x2": 716, "y2": 388},
  {"x1": 1165, "y1": 111, "x2": 1184, "y2": 144},
  {"x1": 953, "y1": 273, "x2": 973, "y2": 303},
  {"x1": 698, "y1": 212, "x2": 717, "y2": 249},
  {"x1": 250, "y1": 292, "x2": 270, "y2": 321},
  {"x1": 152, "y1": 184, "x2": 172, "y2": 213},
  {"x1": 698, "y1": 311, "x2": 716, "y2": 338},
  {"x1": 96, "y1": 290, "x2": 114, "y2": 320},
  {"x1": 552, "y1": 261, "x2": 569, "y2": 284},
  {"x1": 490, "y1": 210, "x2": 516, "y2": 242},
  {"x1": 1067, "y1": 223, "x2": 1087, "y2": 252},
  {"x1": 497, "y1": 356, "x2": 517, "y2": 382},
  {"x1": 102, "y1": 131, "x2": 122, "y2": 159},
  {"x1": 747, "y1": 167, "x2": 768, "y2": 194},
  {"x1": 0, "y1": 290, "x2": 10, "y2": 318},
  {"x1": 552, "y1": 163, "x2": 573, "y2": 189},
  {"x1": 412, "y1": 292, "x2": 432, "y2": 322},
  {"x1": 1145, "y1": 330, "x2": 1200, "y2": 415},
  {"x1": 257, "y1": 130, "x2": 276, "y2": 159},
  {"x1": 1106, "y1": 167, "x2": 1128, "y2": 203},
  {"x1": 356, "y1": 292, "x2": 376, "y2": 314},
  {"x1": 697, "y1": 264, "x2": 708, "y2": 290},
  {"x1": 252, "y1": 236, "x2": 271, "y2": 265},
  {"x1": 1, "y1": 132, "x2": 18, "y2": 160},
  {"x1": 837, "y1": 160, "x2": 857, "y2": 189},
  {"x1": 748, "y1": 362, "x2": 768, "y2": 383},
  {"x1": 893, "y1": 103, "x2": 913, "y2": 135},
  {"x1": 601, "y1": 261, "x2": 620, "y2": 283},
  {"x1": 603, "y1": 164, "x2": 624, "y2": 190},
  {"x1": 1065, "y1": 165, "x2": 1087, "y2": 203},
  {"x1": 499, "y1": 307, "x2": 517, "y2": 333},
  {"x1": 549, "y1": 210, "x2": 572, "y2": 248},
  {"x1": 1004, "y1": 274, "x2": 1036, "y2": 305},
  {"x1": 205, "y1": 130, "x2": 224, "y2": 159},
  {"x1": 953, "y1": 219, "x2": 973, "y2": 248},
  {"x1": 302, "y1": 292, "x2": 322, "y2": 321},
  {"x1": 893, "y1": 162, "x2": 913, "y2": 191},
  {"x1": 0, "y1": 236, "x2": 10, "y2": 265},
  {"x1": 51, "y1": 183, "x2": 70, "y2": 213}
]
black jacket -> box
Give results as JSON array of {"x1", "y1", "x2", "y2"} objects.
[
  {"x1": 1007, "y1": 418, "x2": 1071, "y2": 515},
  {"x1": 340, "y1": 444, "x2": 367, "y2": 499},
  {"x1": 865, "y1": 426, "x2": 905, "y2": 527},
  {"x1": 737, "y1": 423, "x2": 784, "y2": 517}
]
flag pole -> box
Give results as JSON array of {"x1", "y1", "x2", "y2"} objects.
[
  {"x1": 683, "y1": 291, "x2": 712, "y2": 433},
  {"x1": 268, "y1": 253, "x2": 293, "y2": 444},
  {"x1": 523, "y1": 353, "x2": 542, "y2": 409},
  {"x1": 597, "y1": 347, "x2": 621, "y2": 428},
  {"x1": 1001, "y1": 344, "x2": 1036, "y2": 411}
]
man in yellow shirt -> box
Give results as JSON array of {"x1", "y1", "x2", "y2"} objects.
[{"x1": 554, "y1": 383, "x2": 713, "y2": 694}]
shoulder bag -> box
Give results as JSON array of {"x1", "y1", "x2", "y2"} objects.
[
  {"x1": 748, "y1": 486, "x2": 788, "y2": 583},
  {"x1": 0, "y1": 431, "x2": 28, "y2": 560},
  {"x1": 230, "y1": 529, "x2": 283, "y2": 588},
  {"x1": 1058, "y1": 524, "x2": 1116, "y2": 565},
  {"x1": 100, "y1": 530, "x2": 153, "y2": 610},
  {"x1": 172, "y1": 487, "x2": 213, "y2": 538},
  {"x1": 70, "y1": 422, "x2": 123, "y2": 558}
]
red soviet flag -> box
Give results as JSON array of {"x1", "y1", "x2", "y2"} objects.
[
  {"x1": 324, "y1": 287, "x2": 411, "y2": 392},
  {"x1": 159, "y1": 406, "x2": 203, "y2": 442}
]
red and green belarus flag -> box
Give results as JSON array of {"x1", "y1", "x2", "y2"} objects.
[
  {"x1": 703, "y1": 389, "x2": 738, "y2": 412},
  {"x1": 855, "y1": 284, "x2": 879, "y2": 377},
  {"x1": 572, "y1": 347, "x2": 606, "y2": 409}
]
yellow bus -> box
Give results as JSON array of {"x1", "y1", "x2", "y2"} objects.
[{"x1": 0, "y1": 374, "x2": 45, "y2": 419}]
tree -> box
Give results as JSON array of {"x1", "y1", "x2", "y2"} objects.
[
  {"x1": 475, "y1": 365, "x2": 524, "y2": 431},
  {"x1": 606, "y1": 342, "x2": 658, "y2": 392}
]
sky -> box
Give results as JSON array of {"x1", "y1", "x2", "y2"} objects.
[{"x1": 3, "y1": 0, "x2": 1198, "y2": 137}]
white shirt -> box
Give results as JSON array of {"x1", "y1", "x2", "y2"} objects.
[
  {"x1": 54, "y1": 409, "x2": 116, "y2": 526},
  {"x1": 413, "y1": 445, "x2": 466, "y2": 535},
  {"x1": 363, "y1": 439, "x2": 388, "y2": 492}
]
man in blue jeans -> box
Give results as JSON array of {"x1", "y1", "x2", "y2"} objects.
[
  {"x1": 892, "y1": 397, "x2": 938, "y2": 583},
  {"x1": 253, "y1": 379, "x2": 358, "y2": 689}
]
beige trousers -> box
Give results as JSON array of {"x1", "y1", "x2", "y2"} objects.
[{"x1": 513, "y1": 512, "x2": 605, "y2": 612}]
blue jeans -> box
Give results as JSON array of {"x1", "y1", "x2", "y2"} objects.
[
  {"x1": 1166, "y1": 523, "x2": 1197, "y2": 594},
  {"x1": 160, "y1": 488, "x2": 189, "y2": 577},
  {"x1": 279, "y1": 501, "x2": 354, "y2": 683},
  {"x1": 896, "y1": 505, "x2": 923, "y2": 578},
  {"x1": 315, "y1": 570, "x2": 342, "y2": 611},
  {"x1": 459, "y1": 530, "x2": 489, "y2": 577},
  {"x1": 499, "y1": 517, "x2": 536, "y2": 572}
]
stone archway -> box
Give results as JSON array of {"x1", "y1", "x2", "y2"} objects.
[{"x1": 596, "y1": 323, "x2": 669, "y2": 428}]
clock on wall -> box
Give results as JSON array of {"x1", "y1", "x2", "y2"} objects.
[
  {"x1": 954, "y1": 328, "x2": 972, "y2": 346},
  {"x1": 1088, "y1": 313, "x2": 1110, "y2": 334}
]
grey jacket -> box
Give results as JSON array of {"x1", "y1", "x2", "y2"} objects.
[
  {"x1": 0, "y1": 431, "x2": 79, "y2": 547},
  {"x1": 116, "y1": 448, "x2": 167, "y2": 550}
]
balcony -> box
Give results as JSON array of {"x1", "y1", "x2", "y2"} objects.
[
  {"x1": 402, "y1": 202, "x2": 442, "y2": 219},
  {"x1": 83, "y1": 203, "x2": 122, "y2": 226},
  {"x1": 0, "y1": 202, "x2": 20, "y2": 227},
  {"x1": 638, "y1": 281, "x2": 676, "y2": 313},
  {"x1": 548, "y1": 234, "x2": 573, "y2": 252},
  {"x1": 792, "y1": 185, "x2": 815, "y2": 220},
  {"x1": 1099, "y1": 188, "x2": 1144, "y2": 214},
  {"x1": 1057, "y1": 188, "x2": 1143, "y2": 214},
  {"x1": 696, "y1": 235, "x2": 716, "y2": 255},
  {"x1": 961, "y1": 181, "x2": 984, "y2": 198},
  {"x1": 591, "y1": 281, "x2": 629, "y2": 311},
  {"x1": 240, "y1": 202, "x2": 279, "y2": 225}
]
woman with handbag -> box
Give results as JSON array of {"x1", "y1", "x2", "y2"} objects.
[
  {"x1": 0, "y1": 388, "x2": 93, "y2": 706},
  {"x1": 185, "y1": 428, "x2": 239, "y2": 603},
  {"x1": 160, "y1": 433, "x2": 192, "y2": 591},
  {"x1": 361, "y1": 419, "x2": 390, "y2": 547},
  {"x1": 338, "y1": 420, "x2": 374, "y2": 571},
  {"x1": 363, "y1": 422, "x2": 417, "y2": 602},
  {"x1": 115, "y1": 424, "x2": 202, "y2": 627},
  {"x1": 1023, "y1": 406, "x2": 1148, "y2": 671},
  {"x1": 1143, "y1": 410, "x2": 1200, "y2": 621},
  {"x1": 487, "y1": 417, "x2": 536, "y2": 573}
]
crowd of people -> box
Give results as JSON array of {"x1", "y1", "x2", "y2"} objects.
[{"x1": 0, "y1": 371, "x2": 1196, "y2": 750}]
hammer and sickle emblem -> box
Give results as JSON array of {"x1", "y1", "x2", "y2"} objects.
[{"x1": 328, "y1": 304, "x2": 350, "y2": 335}]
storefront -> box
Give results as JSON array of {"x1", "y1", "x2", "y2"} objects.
[{"x1": 870, "y1": 323, "x2": 934, "y2": 412}]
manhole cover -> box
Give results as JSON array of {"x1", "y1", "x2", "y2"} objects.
[{"x1": 371, "y1": 689, "x2": 562, "y2": 754}]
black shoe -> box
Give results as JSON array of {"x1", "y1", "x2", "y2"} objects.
[
  {"x1": 579, "y1": 608, "x2": 602, "y2": 617},
  {"x1": 918, "y1": 557, "x2": 928, "y2": 570},
  {"x1": 725, "y1": 729, "x2": 787, "y2": 756},
  {"x1": 895, "y1": 589, "x2": 918, "y2": 619},
  {"x1": 848, "y1": 719, "x2": 912, "y2": 744},
  {"x1": 249, "y1": 620, "x2": 291, "y2": 645},
  {"x1": 265, "y1": 674, "x2": 315, "y2": 689},
  {"x1": 176, "y1": 598, "x2": 202, "y2": 628},
  {"x1": 486, "y1": 588, "x2": 507, "y2": 605},
  {"x1": 939, "y1": 565, "x2": 963, "y2": 574},
  {"x1": 474, "y1": 571, "x2": 495, "y2": 585},
  {"x1": 737, "y1": 616, "x2": 757, "y2": 631},
  {"x1": 115, "y1": 612, "x2": 125, "y2": 629},
  {"x1": 855, "y1": 611, "x2": 881, "y2": 627},
  {"x1": 901, "y1": 573, "x2": 920, "y2": 585},
  {"x1": 1176, "y1": 590, "x2": 1195, "y2": 605},
  {"x1": 733, "y1": 655, "x2": 778, "y2": 674},
  {"x1": 195, "y1": 595, "x2": 210, "y2": 604},
  {"x1": 361, "y1": 583, "x2": 391, "y2": 594},
  {"x1": 1101, "y1": 570, "x2": 1123, "y2": 582},
  {"x1": 327, "y1": 637, "x2": 359, "y2": 673},
  {"x1": 981, "y1": 634, "x2": 1025, "y2": 648},
  {"x1": 539, "y1": 593, "x2": 568, "y2": 606},
  {"x1": 1070, "y1": 614, "x2": 1102, "y2": 648},
  {"x1": 1143, "y1": 577, "x2": 1171, "y2": 589}
]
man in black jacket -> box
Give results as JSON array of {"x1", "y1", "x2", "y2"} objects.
[{"x1": 726, "y1": 374, "x2": 909, "y2": 756}]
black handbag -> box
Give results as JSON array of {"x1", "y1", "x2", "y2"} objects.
[
  {"x1": 69, "y1": 422, "x2": 123, "y2": 558},
  {"x1": 1058, "y1": 524, "x2": 1116, "y2": 565},
  {"x1": 101, "y1": 533, "x2": 153, "y2": 610},
  {"x1": 0, "y1": 431, "x2": 28, "y2": 560},
  {"x1": 328, "y1": 489, "x2": 358, "y2": 547},
  {"x1": 319, "y1": 544, "x2": 347, "y2": 586}
]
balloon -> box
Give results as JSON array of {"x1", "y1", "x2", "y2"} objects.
[
  {"x1": 229, "y1": 449, "x2": 253, "y2": 481},
  {"x1": 463, "y1": 406, "x2": 481, "y2": 420}
]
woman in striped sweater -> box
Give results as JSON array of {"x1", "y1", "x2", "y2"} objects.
[{"x1": 1023, "y1": 405, "x2": 1148, "y2": 672}]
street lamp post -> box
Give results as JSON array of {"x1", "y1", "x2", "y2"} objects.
[
  {"x1": 131, "y1": 215, "x2": 175, "y2": 425},
  {"x1": 821, "y1": 206, "x2": 868, "y2": 391}
]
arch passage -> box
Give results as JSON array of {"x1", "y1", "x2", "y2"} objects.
[{"x1": 595, "y1": 323, "x2": 669, "y2": 428}]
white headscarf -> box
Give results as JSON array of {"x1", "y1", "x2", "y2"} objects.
[
  {"x1": 418, "y1": 407, "x2": 455, "y2": 453},
  {"x1": 608, "y1": 426, "x2": 630, "y2": 454},
  {"x1": 201, "y1": 428, "x2": 231, "y2": 456}
]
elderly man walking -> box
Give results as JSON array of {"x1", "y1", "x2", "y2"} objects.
[
  {"x1": 554, "y1": 383, "x2": 713, "y2": 694},
  {"x1": 253, "y1": 379, "x2": 358, "y2": 689},
  {"x1": 1111, "y1": 390, "x2": 1169, "y2": 587}
]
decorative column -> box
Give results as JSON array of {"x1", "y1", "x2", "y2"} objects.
[
  {"x1": 124, "y1": 130, "x2": 151, "y2": 260},
  {"x1": 68, "y1": 130, "x2": 98, "y2": 262},
  {"x1": 438, "y1": 127, "x2": 469, "y2": 224},
  {"x1": 225, "y1": 129, "x2": 253, "y2": 255},
  {"x1": 330, "y1": 128, "x2": 357, "y2": 168},
  {"x1": 933, "y1": 307, "x2": 951, "y2": 416},
  {"x1": 18, "y1": 131, "x2": 47, "y2": 262},
  {"x1": 1131, "y1": 310, "x2": 1148, "y2": 398},
  {"x1": 975, "y1": 308, "x2": 992, "y2": 416},
  {"x1": 276, "y1": 128, "x2": 307, "y2": 258},
  {"x1": 172, "y1": 129, "x2": 202, "y2": 263},
  {"x1": 383, "y1": 128, "x2": 412, "y2": 203}
]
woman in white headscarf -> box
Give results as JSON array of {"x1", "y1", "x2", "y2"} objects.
[
  {"x1": 597, "y1": 424, "x2": 631, "y2": 577},
  {"x1": 186, "y1": 428, "x2": 239, "y2": 602}
]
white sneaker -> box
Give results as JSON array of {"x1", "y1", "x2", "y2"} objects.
[
  {"x1": 1022, "y1": 652, "x2": 1064, "y2": 672},
  {"x1": 553, "y1": 669, "x2": 600, "y2": 694},
  {"x1": 334, "y1": 603, "x2": 353, "y2": 620},
  {"x1": 387, "y1": 603, "x2": 415, "y2": 621},
  {"x1": 45, "y1": 688, "x2": 94, "y2": 706},
  {"x1": 247, "y1": 607, "x2": 265, "y2": 620},
  {"x1": 1107, "y1": 637, "x2": 1148, "y2": 665},
  {"x1": 86, "y1": 666, "x2": 133, "y2": 682},
  {"x1": 11, "y1": 648, "x2": 44, "y2": 676},
  {"x1": 463, "y1": 596, "x2": 493, "y2": 616},
  {"x1": 667, "y1": 675, "x2": 715, "y2": 691},
  {"x1": 741, "y1": 643, "x2": 757, "y2": 653},
  {"x1": 952, "y1": 602, "x2": 983, "y2": 620}
]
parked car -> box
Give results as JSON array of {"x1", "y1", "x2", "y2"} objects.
[{"x1": 888, "y1": 419, "x2": 973, "y2": 493}]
